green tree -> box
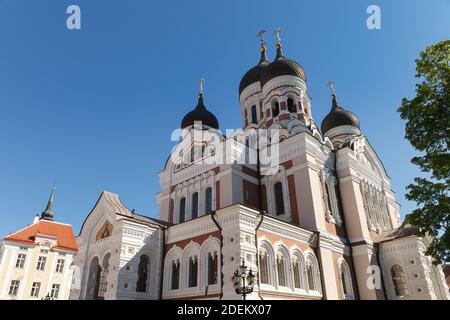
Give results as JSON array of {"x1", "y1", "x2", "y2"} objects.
[{"x1": 397, "y1": 40, "x2": 450, "y2": 264}]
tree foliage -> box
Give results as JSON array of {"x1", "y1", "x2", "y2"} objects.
[{"x1": 397, "y1": 40, "x2": 450, "y2": 264}]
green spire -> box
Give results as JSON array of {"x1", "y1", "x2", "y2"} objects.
[{"x1": 41, "y1": 185, "x2": 55, "y2": 221}]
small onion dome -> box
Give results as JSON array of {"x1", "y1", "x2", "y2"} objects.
[
  {"x1": 260, "y1": 45, "x2": 307, "y2": 88},
  {"x1": 239, "y1": 47, "x2": 270, "y2": 95},
  {"x1": 321, "y1": 94, "x2": 360, "y2": 135},
  {"x1": 181, "y1": 93, "x2": 219, "y2": 129}
]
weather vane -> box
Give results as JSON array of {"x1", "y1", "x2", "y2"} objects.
[
  {"x1": 273, "y1": 27, "x2": 282, "y2": 46},
  {"x1": 328, "y1": 80, "x2": 336, "y2": 95},
  {"x1": 257, "y1": 29, "x2": 266, "y2": 48},
  {"x1": 199, "y1": 79, "x2": 205, "y2": 95}
]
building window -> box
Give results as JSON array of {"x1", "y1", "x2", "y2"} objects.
[
  {"x1": 55, "y1": 259, "x2": 65, "y2": 273},
  {"x1": 274, "y1": 182, "x2": 285, "y2": 216},
  {"x1": 341, "y1": 270, "x2": 348, "y2": 295},
  {"x1": 307, "y1": 264, "x2": 315, "y2": 291},
  {"x1": 191, "y1": 192, "x2": 199, "y2": 219},
  {"x1": 207, "y1": 252, "x2": 218, "y2": 285},
  {"x1": 251, "y1": 105, "x2": 257, "y2": 124},
  {"x1": 179, "y1": 197, "x2": 186, "y2": 223},
  {"x1": 136, "y1": 255, "x2": 149, "y2": 293},
  {"x1": 259, "y1": 253, "x2": 269, "y2": 284},
  {"x1": 293, "y1": 260, "x2": 302, "y2": 289},
  {"x1": 391, "y1": 265, "x2": 408, "y2": 297},
  {"x1": 272, "y1": 101, "x2": 280, "y2": 117},
  {"x1": 15, "y1": 254, "x2": 26, "y2": 269},
  {"x1": 287, "y1": 98, "x2": 296, "y2": 113},
  {"x1": 324, "y1": 183, "x2": 333, "y2": 215},
  {"x1": 51, "y1": 284, "x2": 60, "y2": 299},
  {"x1": 205, "y1": 187, "x2": 213, "y2": 214},
  {"x1": 30, "y1": 282, "x2": 41, "y2": 298},
  {"x1": 8, "y1": 280, "x2": 20, "y2": 296},
  {"x1": 36, "y1": 256, "x2": 47, "y2": 271},
  {"x1": 171, "y1": 260, "x2": 180, "y2": 290},
  {"x1": 276, "y1": 254, "x2": 287, "y2": 287},
  {"x1": 188, "y1": 256, "x2": 198, "y2": 288}
]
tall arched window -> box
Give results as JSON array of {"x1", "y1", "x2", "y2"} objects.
[
  {"x1": 338, "y1": 259, "x2": 354, "y2": 299},
  {"x1": 259, "y1": 253, "x2": 269, "y2": 284},
  {"x1": 287, "y1": 98, "x2": 296, "y2": 113},
  {"x1": 274, "y1": 182, "x2": 285, "y2": 216},
  {"x1": 292, "y1": 253, "x2": 305, "y2": 290},
  {"x1": 179, "y1": 197, "x2": 186, "y2": 223},
  {"x1": 276, "y1": 254, "x2": 287, "y2": 287},
  {"x1": 205, "y1": 187, "x2": 212, "y2": 214},
  {"x1": 272, "y1": 101, "x2": 280, "y2": 117},
  {"x1": 307, "y1": 264, "x2": 315, "y2": 291},
  {"x1": 251, "y1": 105, "x2": 257, "y2": 124},
  {"x1": 207, "y1": 252, "x2": 218, "y2": 285},
  {"x1": 391, "y1": 265, "x2": 408, "y2": 297},
  {"x1": 136, "y1": 255, "x2": 149, "y2": 293},
  {"x1": 188, "y1": 256, "x2": 198, "y2": 287},
  {"x1": 324, "y1": 183, "x2": 333, "y2": 215},
  {"x1": 171, "y1": 260, "x2": 180, "y2": 290},
  {"x1": 98, "y1": 253, "x2": 110, "y2": 299},
  {"x1": 191, "y1": 192, "x2": 199, "y2": 219}
]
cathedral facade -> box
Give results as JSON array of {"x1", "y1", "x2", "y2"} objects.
[{"x1": 69, "y1": 32, "x2": 449, "y2": 300}]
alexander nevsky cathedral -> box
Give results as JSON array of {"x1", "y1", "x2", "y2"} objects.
[{"x1": 68, "y1": 30, "x2": 449, "y2": 300}]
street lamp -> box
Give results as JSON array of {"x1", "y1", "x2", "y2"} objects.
[{"x1": 232, "y1": 259, "x2": 256, "y2": 300}]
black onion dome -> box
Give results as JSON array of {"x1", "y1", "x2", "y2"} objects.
[
  {"x1": 181, "y1": 93, "x2": 219, "y2": 129},
  {"x1": 260, "y1": 46, "x2": 307, "y2": 88},
  {"x1": 321, "y1": 94, "x2": 360, "y2": 135},
  {"x1": 239, "y1": 48, "x2": 269, "y2": 95}
]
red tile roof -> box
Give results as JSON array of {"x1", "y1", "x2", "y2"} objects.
[{"x1": 3, "y1": 220, "x2": 78, "y2": 252}]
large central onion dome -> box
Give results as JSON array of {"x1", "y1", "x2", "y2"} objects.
[
  {"x1": 181, "y1": 93, "x2": 219, "y2": 129},
  {"x1": 239, "y1": 47, "x2": 270, "y2": 95},
  {"x1": 239, "y1": 40, "x2": 307, "y2": 95},
  {"x1": 321, "y1": 94, "x2": 360, "y2": 135},
  {"x1": 260, "y1": 45, "x2": 307, "y2": 88}
]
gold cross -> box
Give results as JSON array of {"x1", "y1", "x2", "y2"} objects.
[
  {"x1": 328, "y1": 80, "x2": 335, "y2": 95},
  {"x1": 273, "y1": 27, "x2": 282, "y2": 45},
  {"x1": 257, "y1": 29, "x2": 266, "y2": 47},
  {"x1": 199, "y1": 79, "x2": 205, "y2": 94}
]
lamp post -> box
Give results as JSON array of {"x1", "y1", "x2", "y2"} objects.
[{"x1": 232, "y1": 259, "x2": 256, "y2": 300}]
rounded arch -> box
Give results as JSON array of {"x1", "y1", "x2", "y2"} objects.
[
  {"x1": 258, "y1": 239, "x2": 276, "y2": 286},
  {"x1": 200, "y1": 237, "x2": 221, "y2": 288},
  {"x1": 304, "y1": 251, "x2": 322, "y2": 294},
  {"x1": 182, "y1": 241, "x2": 201, "y2": 289},
  {"x1": 163, "y1": 246, "x2": 182, "y2": 293},
  {"x1": 337, "y1": 258, "x2": 354, "y2": 299},
  {"x1": 291, "y1": 248, "x2": 307, "y2": 290},
  {"x1": 85, "y1": 256, "x2": 101, "y2": 300},
  {"x1": 274, "y1": 243, "x2": 292, "y2": 288},
  {"x1": 136, "y1": 255, "x2": 150, "y2": 293}
]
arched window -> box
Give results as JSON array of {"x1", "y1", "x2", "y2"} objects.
[
  {"x1": 171, "y1": 260, "x2": 180, "y2": 290},
  {"x1": 97, "y1": 253, "x2": 110, "y2": 299},
  {"x1": 338, "y1": 259, "x2": 354, "y2": 299},
  {"x1": 274, "y1": 182, "x2": 285, "y2": 216},
  {"x1": 325, "y1": 183, "x2": 333, "y2": 215},
  {"x1": 307, "y1": 264, "x2": 315, "y2": 291},
  {"x1": 259, "y1": 253, "x2": 269, "y2": 284},
  {"x1": 287, "y1": 98, "x2": 296, "y2": 113},
  {"x1": 188, "y1": 256, "x2": 198, "y2": 287},
  {"x1": 87, "y1": 257, "x2": 101, "y2": 300},
  {"x1": 191, "y1": 192, "x2": 199, "y2": 219},
  {"x1": 306, "y1": 254, "x2": 321, "y2": 293},
  {"x1": 205, "y1": 187, "x2": 212, "y2": 214},
  {"x1": 251, "y1": 105, "x2": 258, "y2": 124},
  {"x1": 391, "y1": 265, "x2": 408, "y2": 297},
  {"x1": 179, "y1": 197, "x2": 186, "y2": 223},
  {"x1": 292, "y1": 253, "x2": 305, "y2": 290},
  {"x1": 276, "y1": 254, "x2": 287, "y2": 287},
  {"x1": 207, "y1": 252, "x2": 218, "y2": 285},
  {"x1": 136, "y1": 255, "x2": 149, "y2": 293},
  {"x1": 272, "y1": 101, "x2": 280, "y2": 117}
]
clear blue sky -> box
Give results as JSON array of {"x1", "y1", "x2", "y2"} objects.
[{"x1": 0, "y1": 0, "x2": 449, "y2": 238}]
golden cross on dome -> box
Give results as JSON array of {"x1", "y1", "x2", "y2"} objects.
[
  {"x1": 199, "y1": 79, "x2": 205, "y2": 94},
  {"x1": 273, "y1": 27, "x2": 282, "y2": 45},
  {"x1": 328, "y1": 80, "x2": 336, "y2": 95},
  {"x1": 257, "y1": 29, "x2": 266, "y2": 47}
]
